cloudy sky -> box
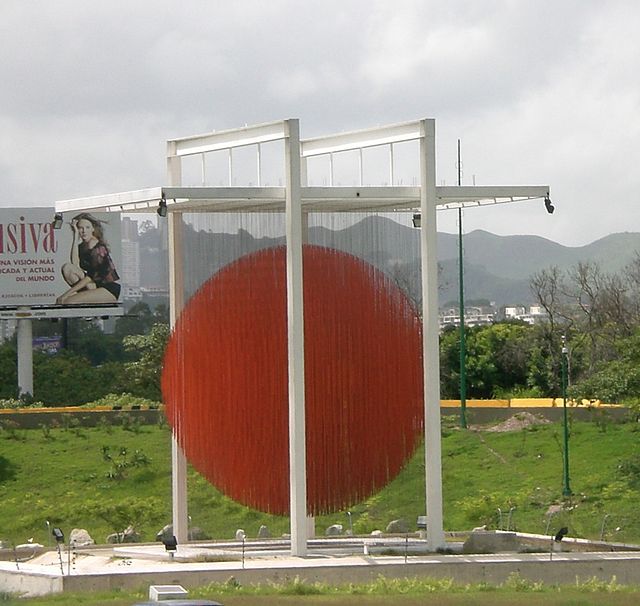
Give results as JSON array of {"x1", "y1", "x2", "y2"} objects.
[{"x1": 1, "y1": 0, "x2": 638, "y2": 246}]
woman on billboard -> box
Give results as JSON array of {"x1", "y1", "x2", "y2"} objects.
[{"x1": 56, "y1": 213, "x2": 121, "y2": 305}]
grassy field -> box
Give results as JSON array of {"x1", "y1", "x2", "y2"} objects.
[
  {"x1": 0, "y1": 411, "x2": 639, "y2": 545},
  {"x1": 6, "y1": 576, "x2": 640, "y2": 605}
]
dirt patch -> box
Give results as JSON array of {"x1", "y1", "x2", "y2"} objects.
[{"x1": 480, "y1": 412, "x2": 551, "y2": 433}]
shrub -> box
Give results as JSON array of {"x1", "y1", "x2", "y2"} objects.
[{"x1": 82, "y1": 393, "x2": 161, "y2": 409}]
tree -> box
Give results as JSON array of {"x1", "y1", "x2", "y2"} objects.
[
  {"x1": 70, "y1": 321, "x2": 124, "y2": 365},
  {"x1": 33, "y1": 350, "x2": 122, "y2": 405},
  {"x1": 568, "y1": 328, "x2": 640, "y2": 404},
  {"x1": 530, "y1": 257, "x2": 640, "y2": 390},
  {"x1": 81, "y1": 496, "x2": 164, "y2": 543},
  {"x1": 122, "y1": 323, "x2": 171, "y2": 400},
  {"x1": 114, "y1": 302, "x2": 156, "y2": 340},
  {"x1": 387, "y1": 261, "x2": 422, "y2": 318},
  {"x1": 440, "y1": 322, "x2": 540, "y2": 399},
  {"x1": 0, "y1": 341, "x2": 17, "y2": 400}
]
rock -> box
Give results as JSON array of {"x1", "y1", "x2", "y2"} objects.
[
  {"x1": 69, "y1": 528, "x2": 94, "y2": 547},
  {"x1": 386, "y1": 519, "x2": 409, "y2": 534},
  {"x1": 235, "y1": 529, "x2": 246, "y2": 540},
  {"x1": 121, "y1": 526, "x2": 140, "y2": 543},
  {"x1": 106, "y1": 525, "x2": 140, "y2": 544},
  {"x1": 257, "y1": 525, "x2": 271, "y2": 539},
  {"x1": 546, "y1": 504, "x2": 564, "y2": 517},
  {"x1": 462, "y1": 530, "x2": 520, "y2": 554},
  {"x1": 15, "y1": 543, "x2": 44, "y2": 551},
  {"x1": 188, "y1": 526, "x2": 209, "y2": 541},
  {"x1": 156, "y1": 524, "x2": 210, "y2": 542},
  {"x1": 325, "y1": 524, "x2": 343, "y2": 536},
  {"x1": 156, "y1": 524, "x2": 174, "y2": 542},
  {"x1": 370, "y1": 530, "x2": 383, "y2": 537}
]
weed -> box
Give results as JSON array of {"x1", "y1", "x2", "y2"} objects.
[
  {"x1": 504, "y1": 572, "x2": 545, "y2": 592},
  {"x1": 117, "y1": 413, "x2": 142, "y2": 434},
  {"x1": 277, "y1": 577, "x2": 324, "y2": 595},
  {"x1": 101, "y1": 445, "x2": 150, "y2": 480},
  {"x1": 513, "y1": 429, "x2": 528, "y2": 457},
  {"x1": 576, "y1": 575, "x2": 622, "y2": 592},
  {"x1": 0, "y1": 591, "x2": 18, "y2": 602},
  {"x1": 0, "y1": 420, "x2": 24, "y2": 441},
  {"x1": 618, "y1": 453, "x2": 640, "y2": 488},
  {"x1": 39, "y1": 423, "x2": 54, "y2": 441},
  {"x1": 96, "y1": 415, "x2": 113, "y2": 434}
]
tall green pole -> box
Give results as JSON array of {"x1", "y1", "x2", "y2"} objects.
[
  {"x1": 561, "y1": 335, "x2": 571, "y2": 497},
  {"x1": 457, "y1": 140, "x2": 467, "y2": 429}
]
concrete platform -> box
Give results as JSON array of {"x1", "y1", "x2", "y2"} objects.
[{"x1": 2, "y1": 536, "x2": 640, "y2": 598}]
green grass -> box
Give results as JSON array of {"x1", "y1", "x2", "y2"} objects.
[
  {"x1": 0, "y1": 412, "x2": 639, "y2": 545},
  {"x1": 6, "y1": 575, "x2": 640, "y2": 605}
]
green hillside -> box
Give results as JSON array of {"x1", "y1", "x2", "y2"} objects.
[
  {"x1": 446, "y1": 229, "x2": 640, "y2": 280},
  {"x1": 167, "y1": 218, "x2": 640, "y2": 307},
  {"x1": 0, "y1": 413, "x2": 638, "y2": 547}
]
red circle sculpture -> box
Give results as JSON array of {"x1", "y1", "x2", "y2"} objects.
[{"x1": 162, "y1": 245, "x2": 424, "y2": 516}]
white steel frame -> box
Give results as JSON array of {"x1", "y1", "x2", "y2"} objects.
[{"x1": 56, "y1": 119, "x2": 550, "y2": 556}]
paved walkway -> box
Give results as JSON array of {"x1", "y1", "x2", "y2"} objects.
[{"x1": 2, "y1": 537, "x2": 640, "y2": 597}]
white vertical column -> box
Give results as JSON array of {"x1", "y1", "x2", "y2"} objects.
[
  {"x1": 17, "y1": 316, "x2": 33, "y2": 397},
  {"x1": 284, "y1": 119, "x2": 308, "y2": 557},
  {"x1": 167, "y1": 140, "x2": 189, "y2": 545},
  {"x1": 419, "y1": 119, "x2": 445, "y2": 550}
]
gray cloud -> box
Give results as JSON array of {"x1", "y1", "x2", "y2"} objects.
[{"x1": 1, "y1": 0, "x2": 639, "y2": 245}]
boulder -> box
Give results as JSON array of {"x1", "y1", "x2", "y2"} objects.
[
  {"x1": 106, "y1": 525, "x2": 140, "y2": 544},
  {"x1": 156, "y1": 524, "x2": 173, "y2": 542},
  {"x1": 69, "y1": 528, "x2": 94, "y2": 547},
  {"x1": 235, "y1": 529, "x2": 246, "y2": 540},
  {"x1": 386, "y1": 519, "x2": 409, "y2": 534},
  {"x1": 15, "y1": 543, "x2": 44, "y2": 552},
  {"x1": 325, "y1": 524, "x2": 343, "y2": 536},
  {"x1": 462, "y1": 530, "x2": 520, "y2": 554},
  {"x1": 257, "y1": 525, "x2": 271, "y2": 539},
  {"x1": 370, "y1": 530, "x2": 383, "y2": 537},
  {"x1": 188, "y1": 526, "x2": 209, "y2": 541},
  {"x1": 156, "y1": 524, "x2": 210, "y2": 542}
]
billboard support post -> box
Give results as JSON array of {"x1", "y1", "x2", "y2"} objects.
[{"x1": 17, "y1": 315, "x2": 33, "y2": 397}]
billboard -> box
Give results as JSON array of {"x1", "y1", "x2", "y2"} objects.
[{"x1": 0, "y1": 207, "x2": 122, "y2": 314}]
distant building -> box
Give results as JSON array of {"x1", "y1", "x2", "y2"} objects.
[
  {"x1": 122, "y1": 286, "x2": 143, "y2": 301},
  {"x1": 0, "y1": 319, "x2": 16, "y2": 344},
  {"x1": 120, "y1": 217, "x2": 141, "y2": 300},
  {"x1": 504, "y1": 305, "x2": 548, "y2": 325},
  {"x1": 439, "y1": 304, "x2": 496, "y2": 331},
  {"x1": 140, "y1": 286, "x2": 170, "y2": 298}
]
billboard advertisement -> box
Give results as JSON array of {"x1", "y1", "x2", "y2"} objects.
[{"x1": 0, "y1": 207, "x2": 122, "y2": 313}]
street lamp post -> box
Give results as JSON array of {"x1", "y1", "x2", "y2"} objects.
[
  {"x1": 561, "y1": 335, "x2": 572, "y2": 497},
  {"x1": 457, "y1": 140, "x2": 467, "y2": 429},
  {"x1": 458, "y1": 205, "x2": 467, "y2": 429}
]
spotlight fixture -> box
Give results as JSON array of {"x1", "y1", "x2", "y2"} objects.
[
  {"x1": 52, "y1": 527, "x2": 64, "y2": 544},
  {"x1": 554, "y1": 526, "x2": 569, "y2": 542},
  {"x1": 412, "y1": 213, "x2": 422, "y2": 228},
  {"x1": 162, "y1": 535, "x2": 178, "y2": 552},
  {"x1": 52, "y1": 212, "x2": 64, "y2": 229},
  {"x1": 544, "y1": 195, "x2": 555, "y2": 215},
  {"x1": 157, "y1": 195, "x2": 168, "y2": 217}
]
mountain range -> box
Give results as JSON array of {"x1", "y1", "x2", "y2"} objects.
[{"x1": 138, "y1": 216, "x2": 640, "y2": 308}]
